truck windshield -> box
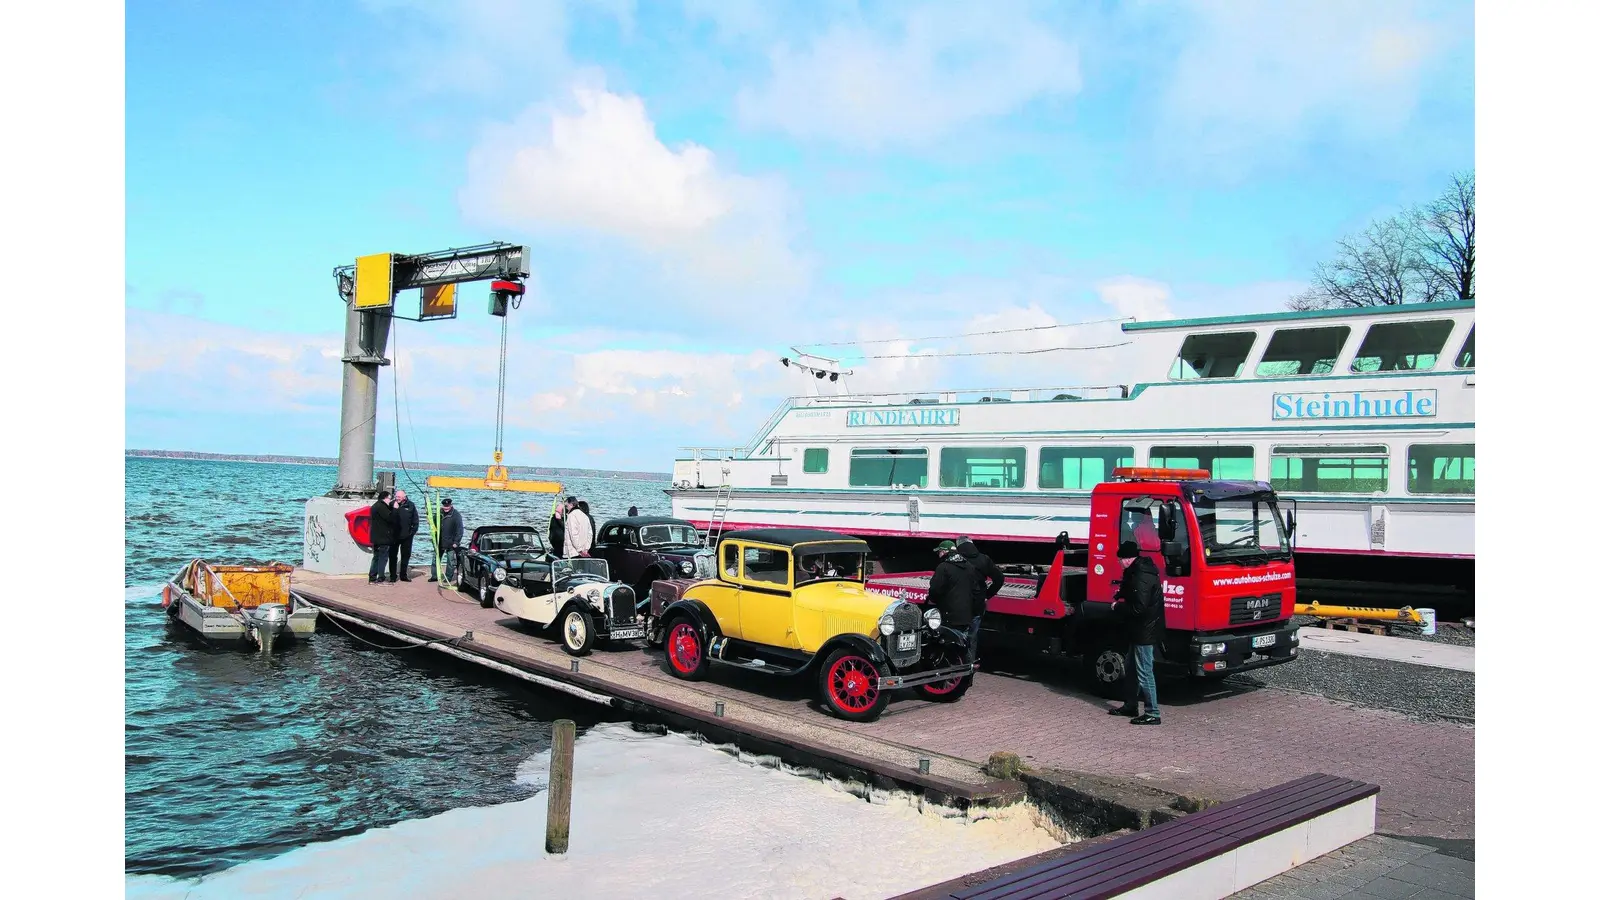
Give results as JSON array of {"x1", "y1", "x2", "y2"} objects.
[{"x1": 1190, "y1": 493, "x2": 1290, "y2": 562}]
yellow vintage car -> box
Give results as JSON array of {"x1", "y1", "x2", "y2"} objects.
[{"x1": 651, "y1": 528, "x2": 974, "y2": 721}]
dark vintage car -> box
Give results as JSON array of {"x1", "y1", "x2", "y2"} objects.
[
  {"x1": 591, "y1": 515, "x2": 715, "y2": 598},
  {"x1": 458, "y1": 525, "x2": 547, "y2": 607}
]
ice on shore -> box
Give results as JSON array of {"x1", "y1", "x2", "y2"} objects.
[{"x1": 127, "y1": 722, "x2": 1064, "y2": 900}]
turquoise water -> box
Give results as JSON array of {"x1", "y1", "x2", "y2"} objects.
[{"x1": 124, "y1": 457, "x2": 671, "y2": 875}]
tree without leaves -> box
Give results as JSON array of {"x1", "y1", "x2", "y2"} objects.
[{"x1": 1288, "y1": 171, "x2": 1474, "y2": 310}]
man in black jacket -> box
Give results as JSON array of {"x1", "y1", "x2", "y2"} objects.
[
  {"x1": 1109, "y1": 540, "x2": 1164, "y2": 725},
  {"x1": 368, "y1": 491, "x2": 397, "y2": 584},
  {"x1": 927, "y1": 540, "x2": 980, "y2": 658},
  {"x1": 549, "y1": 501, "x2": 566, "y2": 557},
  {"x1": 392, "y1": 490, "x2": 420, "y2": 582},
  {"x1": 430, "y1": 498, "x2": 464, "y2": 584},
  {"x1": 956, "y1": 538, "x2": 1004, "y2": 664}
]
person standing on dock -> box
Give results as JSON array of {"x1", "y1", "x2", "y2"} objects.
[
  {"x1": 927, "y1": 540, "x2": 980, "y2": 660},
  {"x1": 956, "y1": 538, "x2": 1004, "y2": 665},
  {"x1": 1109, "y1": 540, "x2": 1163, "y2": 725},
  {"x1": 430, "y1": 498, "x2": 463, "y2": 585},
  {"x1": 565, "y1": 496, "x2": 594, "y2": 557},
  {"x1": 549, "y1": 499, "x2": 566, "y2": 557},
  {"x1": 368, "y1": 490, "x2": 397, "y2": 584},
  {"x1": 393, "y1": 490, "x2": 420, "y2": 582}
]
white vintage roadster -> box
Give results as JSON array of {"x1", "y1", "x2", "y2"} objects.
[{"x1": 491, "y1": 555, "x2": 645, "y2": 656}]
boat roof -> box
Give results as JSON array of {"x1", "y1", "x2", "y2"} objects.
[
  {"x1": 1121, "y1": 299, "x2": 1474, "y2": 333},
  {"x1": 721, "y1": 528, "x2": 867, "y2": 548}
]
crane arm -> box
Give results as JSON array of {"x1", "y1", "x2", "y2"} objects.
[{"x1": 333, "y1": 242, "x2": 530, "y2": 302}]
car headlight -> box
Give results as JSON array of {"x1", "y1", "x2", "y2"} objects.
[
  {"x1": 493, "y1": 566, "x2": 507, "y2": 583},
  {"x1": 878, "y1": 612, "x2": 896, "y2": 636},
  {"x1": 1200, "y1": 642, "x2": 1225, "y2": 656},
  {"x1": 923, "y1": 608, "x2": 942, "y2": 630},
  {"x1": 679, "y1": 560, "x2": 694, "y2": 575}
]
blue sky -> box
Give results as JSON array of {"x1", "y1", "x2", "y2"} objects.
[{"x1": 126, "y1": 0, "x2": 1474, "y2": 471}]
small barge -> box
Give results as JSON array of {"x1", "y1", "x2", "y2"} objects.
[{"x1": 163, "y1": 559, "x2": 318, "y2": 651}]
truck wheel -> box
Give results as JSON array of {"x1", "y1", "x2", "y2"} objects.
[
  {"x1": 819, "y1": 648, "x2": 890, "y2": 722},
  {"x1": 1084, "y1": 642, "x2": 1129, "y2": 699},
  {"x1": 663, "y1": 618, "x2": 708, "y2": 680},
  {"x1": 560, "y1": 608, "x2": 596, "y2": 656},
  {"x1": 914, "y1": 645, "x2": 972, "y2": 703}
]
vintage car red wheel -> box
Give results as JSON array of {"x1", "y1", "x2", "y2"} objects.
[
  {"x1": 819, "y1": 649, "x2": 889, "y2": 722},
  {"x1": 664, "y1": 620, "x2": 708, "y2": 681}
]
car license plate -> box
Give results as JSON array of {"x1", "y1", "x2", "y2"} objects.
[
  {"x1": 609, "y1": 626, "x2": 646, "y2": 640},
  {"x1": 896, "y1": 633, "x2": 916, "y2": 651},
  {"x1": 1252, "y1": 634, "x2": 1276, "y2": 649}
]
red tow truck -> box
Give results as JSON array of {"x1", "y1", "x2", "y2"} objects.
[{"x1": 866, "y1": 467, "x2": 1302, "y2": 697}]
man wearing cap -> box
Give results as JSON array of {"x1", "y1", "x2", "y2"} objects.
[
  {"x1": 927, "y1": 540, "x2": 981, "y2": 661},
  {"x1": 431, "y1": 498, "x2": 464, "y2": 586},
  {"x1": 1109, "y1": 539, "x2": 1164, "y2": 725}
]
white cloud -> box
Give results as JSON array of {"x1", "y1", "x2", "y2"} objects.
[
  {"x1": 460, "y1": 82, "x2": 805, "y2": 295},
  {"x1": 1157, "y1": 0, "x2": 1469, "y2": 168},
  {"x1": 735, "y1": 2, "x2": 1081, "y2": 149}
]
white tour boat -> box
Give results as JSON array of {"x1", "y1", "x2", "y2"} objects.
[{"x1": 668, "y1": 301, "x2": 1475, "y2": 611}]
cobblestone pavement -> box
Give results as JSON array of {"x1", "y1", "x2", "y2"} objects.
[
  {"x1": 305, "y1": 574, "x2": 1474, "y2": 841},
  {"x1": 1230, "y1": 834, "x2": 1474, "y2": 899}
]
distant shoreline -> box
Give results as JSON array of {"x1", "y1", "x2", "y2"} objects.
[{"x1": 125, "y1": 450, "x2": 671, "y2": 482}]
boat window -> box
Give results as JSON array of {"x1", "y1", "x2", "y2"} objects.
[
  {"x1": 940, "y1": 447, "x2": 1025, "y2": 489},
  {"x1": 742, "y1": 547, "x2": 790, "y2": 586},
  {"x1": 1454, "y1": 327, "x2": 1474, "y2": 368},
  {"x1": 1409, "y1": 443, "x2": 1474, "y2": 495},
  {"x1": 1270, "y1": 446, "x2": 1390, "y2": 493},
  {"x1": 1350, "y1": 319, "x2": 1455, "y2": 372},
  {"x1": 1040, "y1": 447, "x2": 1134, "y2": 490},
  {"x1": 1149, "y1": 446, "x2": 1255, "y2": 480},
  {"x1": 848, "y1": 448, "x2": 929, "y2": 488},
  {"x1": 1168, "y1": 331, "x2": 1256, "y2": 380},
  {"x1": 1255, "y1": 326, "x2": 1350, "y2": 377},
  {"x1": 803, "y1": 448, "x2": 829, "y2": 474}
]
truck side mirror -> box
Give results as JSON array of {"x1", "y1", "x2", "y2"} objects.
[
  {"x1": 1158, "y1": 503, "x2": 1177, "y2": 543},
  {"x1": 1285, "y1": 510, "x2": 1296, "y2": 538},
  {"x1": 1055, "y1": 531, "x2": 1072, "y2": 549}
]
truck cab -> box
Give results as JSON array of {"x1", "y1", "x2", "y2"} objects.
[{"x1": 1082, "y1": 468, "x2": 1299, "y2": 682}]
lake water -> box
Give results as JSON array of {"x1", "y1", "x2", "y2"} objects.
[{"x1": 125, "y1": 457, "x2": 1063, "y2": 898}]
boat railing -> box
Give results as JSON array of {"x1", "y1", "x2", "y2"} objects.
[{"x1": 789, "y1": 384, "x2": 1131, "y2": 406}]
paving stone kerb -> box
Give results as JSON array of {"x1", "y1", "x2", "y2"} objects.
[{"x1": 292, "y1": 571, "x2": 1473, "y2": 842}]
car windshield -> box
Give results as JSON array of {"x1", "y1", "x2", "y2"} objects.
[
  {"x1": 553, "y1": 558, "x2": 609, "y2": 580},
  {"x1": 639, "y1": 524, "x2": 698, "y2": 547},
  {"x1": 795, "y1": 551, "x2": 866, "y2": 585},
  {"x1": 479, "y1": 531, "x2": 543, "y2": 553},
  {"x1": 1189, "y1": 492, "x2": 1291, "y2": 562}
]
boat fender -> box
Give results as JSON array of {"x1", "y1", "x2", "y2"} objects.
[{"x1": 161, "y1": 584, "x2": 172, "y2": 608}]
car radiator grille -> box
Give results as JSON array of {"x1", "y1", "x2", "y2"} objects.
[
  {"x1": 607, "y1": 586, "x2": 637, "y2": 624},
  {"x1": 1229, "y1": 592, "x2": 1282, "y2": 626},
  {"x1": 887, "y1": 602, "x2": 923, "y2": 667}
]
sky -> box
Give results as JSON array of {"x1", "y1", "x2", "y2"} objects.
[{"x1": 125, "y1": 0, "x2": 1474, "y2": 472}]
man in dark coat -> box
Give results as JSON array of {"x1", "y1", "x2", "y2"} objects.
[
  {"x1": 549, "y1": 501, "x2": 566, "y2": 557},
  {"x1": 368, "y1": 490, "x2": 397, "y2": 584},
  {"x1": 392, "y1": 489, "x2": 420, "y2": 582},
  {"x1": 1109, "y1": 540, "x2": 1164, "y2": 725},
  {"x1": 429, "y1": 498, "x2": 464, "y2": 584},
  {"x1": 956, "y1": 538, "x2": 1004, "y2": 664},
  {"x1": 926, "y1": 540, "x2": 980, "y2": 633}
]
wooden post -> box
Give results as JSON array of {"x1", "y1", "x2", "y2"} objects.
[{"x1": 546, "y1": 719, "x2": 576, "y2": 854}]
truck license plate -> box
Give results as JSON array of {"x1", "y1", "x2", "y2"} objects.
[
  {"x1": 1252, "y1": 634, "x2": 1276, "y2": 649},
  {"x1": 896, "y1": 633, "x2": 916, "y2": 651},
  {"x1": 609, "y1": 626, "x2": 646, "y2": 640}
]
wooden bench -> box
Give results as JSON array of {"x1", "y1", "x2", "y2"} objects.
[{"x1": 938, "y1": 774, "x2": 1378, "y2": 900}]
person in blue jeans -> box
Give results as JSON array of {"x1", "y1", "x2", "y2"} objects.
[
  {"x1": 1109, "y1": 539, "x2": 1163, "y2": 725},
  {"x1": 956, "y1": 538, "x2": 1004, "y2": 667}
]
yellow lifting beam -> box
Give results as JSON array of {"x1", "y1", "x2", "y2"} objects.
[
  {"x1": 425, "y1": 451, "x2": 562, "y2": 494},
  {"x1": 1294, "y1": 602, "x2": 1423, "y2": 625}
]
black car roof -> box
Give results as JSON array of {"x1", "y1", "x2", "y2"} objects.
[
  {"x1": 470, "y1": 525, "x2": 542, "y2": 536},
  {"x1": 601, "y1": 516, "x2": 696, "y2": 529},
  {"x1": 721, "y1": 528, "x2": 865, "y2": 548}
]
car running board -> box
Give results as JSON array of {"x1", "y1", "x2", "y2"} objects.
[{"x1": 713, "y1": 656, "x2": 803, "y2": 677}]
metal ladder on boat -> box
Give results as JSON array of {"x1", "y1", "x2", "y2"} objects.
[{"x1": 704, "y1": 463, "x2": 733, "y2": 548}]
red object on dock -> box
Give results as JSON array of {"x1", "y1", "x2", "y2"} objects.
[{"x1": 346, "y1": 507, "x2": 372, "y2": 549}]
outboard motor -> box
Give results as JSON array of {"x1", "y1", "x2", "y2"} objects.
[{"x1": 245, "y1": 603, "x2": 289, "y2": 653}]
